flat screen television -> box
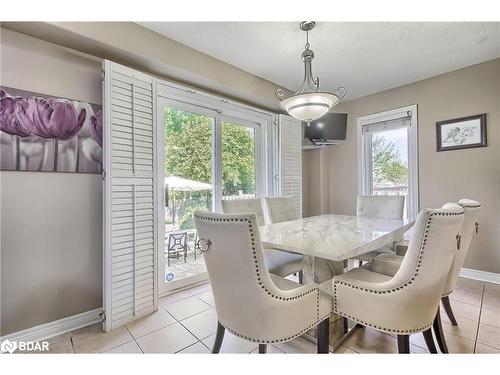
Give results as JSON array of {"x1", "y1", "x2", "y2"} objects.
[{"x1": 304, "y1": 112, "x2": 348, "y2": 144}]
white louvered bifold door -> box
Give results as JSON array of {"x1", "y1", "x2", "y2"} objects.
[
  {"x1": 103, "y1": 61, "x2": 158, "y2": 331},
  {"x1": 278, "y1": 114, "x2": 303, "y2": 217}
]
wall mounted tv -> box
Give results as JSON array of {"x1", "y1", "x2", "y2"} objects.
[{"x1": 304, "y1": 112, "x2": 348, "y2": 145}]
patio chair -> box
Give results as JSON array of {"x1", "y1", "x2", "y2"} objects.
[{"x1": 167, "y1": 231, "x2": 188, "y2": 267}]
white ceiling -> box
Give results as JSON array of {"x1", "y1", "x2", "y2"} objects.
[{"x1": 139, "y1": 22, "x2": 500, "y2": 100}]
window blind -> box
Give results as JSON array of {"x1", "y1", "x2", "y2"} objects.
[
  {"x1": 362, "y1": 115, "x2": 411, "y2": 134},
  {"x1": 279, "y1": 115, "x2": 302, "y2": 217},
  {"x1": 103, "y1": 61, "x2": 158, "y2": 331}
]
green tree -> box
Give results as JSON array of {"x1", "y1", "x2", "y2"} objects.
[
  {"x1": 221, "y1": 122, "x2": 255, "y2": 195},
  {"x1": 164, "y1": 109, "x2": 256, "y2": 227},
  {"x1": 372, "y1": 135, "x2": 408, "y2": 185},
  {"x1": 165, "y1": 109, "x2": 213, "y2": 184},
  {"x1": 164, "y1": 109, "x2": 255, "y2": 193}
]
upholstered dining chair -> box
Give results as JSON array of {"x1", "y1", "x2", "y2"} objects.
[
  {"x1": 193, "y1": 211, "x2": 332, "y2": 353},
  {"x1": 264, "y1": 196, "x2": 298, "y2": 224},
  {"x1": 367, "y1": 199, "x2": 481, "y2": 353},
  {"x1": 222, "y1": 198, "x2": 303, "y2": 281},
  {"x1": 330, "y1": 204, "x2": 464, "y2": 353},
  {"x1": 353, "y1": 195, "x2": 406, "y2": 266}
]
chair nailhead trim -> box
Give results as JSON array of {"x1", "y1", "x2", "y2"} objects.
[
  {"x1": 218, "y1": 314, "x2": 331, "y2": 344},
  {"x1": 194, "y1": 213, "x2": 333, "y2": 343},
  {"x1": 333, "y1": 211, "x2": 463, "y2": 334}
]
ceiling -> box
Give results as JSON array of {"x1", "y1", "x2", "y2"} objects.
[{"x1": 138, "y1": 22, "x2": 500, "y2": 100}]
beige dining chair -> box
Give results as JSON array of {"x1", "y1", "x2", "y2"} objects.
[
  {"x1": 353, "y1": 195, "x2": 406, "y2": 266},
  {"x1": 194, "y1": 211, "x2": 332, "y2": 353},
  {"x1": 222, "y1": 198, "x2": 303, "y2": 281},
  {"x1": 366, "y1": 199, "x2": 481, "y2": 353},
  {"x1": 330, "y1": 203, "x2": 464, "y2": 353},
  {"x1": 264, "y1": 196, "x2": 298, "y2": 224}
]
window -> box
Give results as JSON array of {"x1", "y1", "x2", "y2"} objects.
[
  {"x1": 164, "y1": 107, "x2": 215, "y2": 230},
  {"x1": 156, "y1": 80, "x2": 274, "y2": 294},
  {"x1": 357, "y1": 105, "x2": 418, "y2": 219},
  {"x1": 221, "y1": 120, "x2": 258, "y2": 200}
]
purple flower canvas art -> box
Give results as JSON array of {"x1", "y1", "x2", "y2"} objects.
[{"x1": 0, "y1": 87, "x2": 103, "y2": 173}]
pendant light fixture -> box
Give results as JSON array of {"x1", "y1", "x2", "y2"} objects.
[{"x1": 276, "y1": 21, "x2": 346, "y2": 124}]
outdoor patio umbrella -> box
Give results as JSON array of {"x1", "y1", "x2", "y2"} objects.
[
  {"x1": 164, "y1": 176, "x2": 212, "y2": 225},
  {"x1": 164, "y1": 175, "x2": 212, "y2": 192}
]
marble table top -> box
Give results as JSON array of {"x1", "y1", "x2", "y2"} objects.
[{"x1": 260, "y1": 214, "x2": 415, "y2": 262}]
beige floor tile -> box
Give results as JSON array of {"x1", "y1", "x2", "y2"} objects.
[
  {"x1": 104, "y1": 341, "x2": 143, "y2": 354},
  {"x1": 164, "y1": 296, "x2": 211, "y2": 321},
  {"x1": 411, "y1": 331, "x2": 474, "y2": 354},
  {"x1": 159, "y1": 288, "x2": 194, "y2": 307},
  {"x1": 484, "y1": 283, "x2": 500, "y2": 298},
  {"x1": 450, "y1": 289, "x2": 483, "y2": 306},
  {"x1": 342, "y1": 327, "x2": 399, "y2": 354},
  {"x1": 482, "y1": 294, "x2": 500, "y2": 310},
  {"x1": 250, "y1": 345, "x2": 285, "y2": 354},
  {"x1": 441, "y1": 299, "x2": 480, "y2": 323},
  {"x1": 443, "y1": 316, "x2": 479, "y2": 341},
  {"x1": 197, "y1": 290, "x2": 216, "y2": 307},
  {"x1": 480, "y1": 307, "x2": 500, "y2": 328},
  {"x1": 136, "y1": 322, "x2": 197, "y2": 353},
  {"x1": 202, "y1": 331, "x2": 257, "y2": 353},
  {"x1": 71, "y1": 323, "x2": 133, "y2": 353},
  {"x1": 47, "y1": 332, "x2": 72, "y2": 344},
  {"x1": 180, "y1": 309, "x2": 218, "y2": 340},
  {"x1": 334, "y1": 345, "x2": 358, "y2": 354},
  {"x1": 43, "y1": 338, "x2": 74, "y2": 354},
  {"x1": 445, "y1": 333, "x2": 475, "y2": 353},
  {"x1": 188, "y1": 283, "x2": 211, "y2": 296},
  {"x1": 475, "y1": 343, "x2": 500, "y2": 354},
  {"x1": 410, "y1": 344, "x2": 431, "y2": 354},
  {"x1": 273, "y1": 336, "x2": 317, "y2": 354},
  {"x1": 455, "y1": 278, "x2": 484, "y2": 294},
  {"x1": 477, "y1": 323, "x2": 500, "y2": 349},
  {"x1": 126, "y1": 309, "x2": 176, "y2": 339},
  {"x1": 408, "y1": 333, "x2": 428, "y2": 350},
  {"x1": 177, "y1": 342, "x2": 210, "y2": 354}
]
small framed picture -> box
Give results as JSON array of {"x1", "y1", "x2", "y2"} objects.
[{"x1": 436, "y1": 114, "x2": 487, "y2": 152}]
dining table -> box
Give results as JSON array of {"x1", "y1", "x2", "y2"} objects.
[{"x1": 259, "y1": 213, "x2": 415, "y2": 350}]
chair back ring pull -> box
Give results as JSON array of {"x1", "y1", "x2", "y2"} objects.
[{"x1": 197, "y1": 238, "x2": 212, "y2": 253}]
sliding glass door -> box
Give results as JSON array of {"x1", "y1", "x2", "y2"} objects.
[
  {"x1": 221, "y1": 119, "x2": 260, "y2": 201},
  {"x1": 157, "y1": 99, "x2": 263, "y2": 294}
]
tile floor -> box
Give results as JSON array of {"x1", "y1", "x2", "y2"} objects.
[
  {"x1": 165, "y1": 251, "x2": 207, "y2": 284},
  {"x1": 39, "y1": 277, "x2": 500, "y2": 354}
]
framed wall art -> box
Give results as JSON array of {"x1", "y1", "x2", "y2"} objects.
[
  {"x1": 0, "y1": 86, "x2": 102, "y2": 173},
  {"x1": 436, "y1": 113, "x2": 487, "y2": 152}
]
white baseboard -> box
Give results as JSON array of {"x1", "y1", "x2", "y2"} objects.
[
  {"x1": 1, "y1": 308, "x2": 103, "y2": 342},
  {"x1": 460, "y1": 267, "x2": 500, "y2": 285}
]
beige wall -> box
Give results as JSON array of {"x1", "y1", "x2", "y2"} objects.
[
  {"x1": 0, "y1": 29, "x2": 103, "y2": 335},
  {"x1": 302, "y1": 148, "x2": 330, "y2": 218},
  {"x1": 306, "y1": 58, "x2": 500, "y2": 274}
]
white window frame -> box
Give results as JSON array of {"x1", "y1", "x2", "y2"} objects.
[
  {"x1": 155, "y1": 79, "x2": 275, "y2": 295},
  {"x1": 357, "y1": 104, "x2": 419, "y2": 219},
  {"x1": 220, "y1": 115, "x2": 263, "y2": 210}
]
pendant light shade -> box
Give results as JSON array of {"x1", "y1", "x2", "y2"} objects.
[
  {"x1": 280, "y1": 92, "x2": 339, "y2": 123},
  {"x1": 276, "y1": 21, "x2": 346, "y2": 124}
]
